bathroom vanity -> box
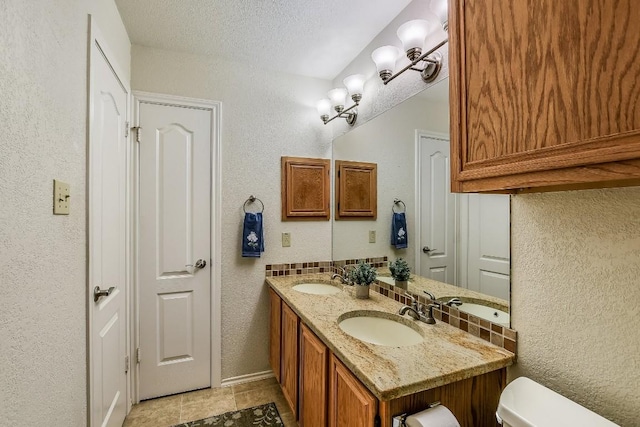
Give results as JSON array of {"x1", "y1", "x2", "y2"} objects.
[{"x1": 267, "y1": 274, "x2": 514, "y2": 427}]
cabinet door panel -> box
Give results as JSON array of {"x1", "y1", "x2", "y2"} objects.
[
  {"x1": 300, "y1": 324, "x2": 328, "y2": 427},
  {"x1": 268, "y1": 288, "x2": 281, "y2": 382},
  {"x1": 450, "y1": 0, "x2": 640, "y2": 192},
  {"x1": 329, "y1": 354, "x2": 376, "y2": 427},
  {"x1": 281, "y1": 302, "x2": 299, "y2": 417}
]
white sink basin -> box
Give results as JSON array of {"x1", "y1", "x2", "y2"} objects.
[
  {"x1": 292, "y1": 282, "x2": 341, "y2": 295},
  {"x1": 338, "y1": 311, "x2": 424, "y2": 347},
  {"x1": 457, "y1": 303, "x2": 510, "y2": 327}
]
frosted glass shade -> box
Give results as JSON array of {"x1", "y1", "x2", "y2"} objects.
[
  {"x1": 371, "y1": 46, "x2": 401, "y2": 73},
  {"x1": 430, "y1": 0, "x2": 448, "y2": 29},
  {"x1": 328, "y1": 88, "x2": 348, "y2": 109},
  {"x1": 316, "y1": 99, "x2": 331, "y2": 117},
  {"x1": 343, "y1": 74, "x2": 365, "y2": 98},
  {"x1": 397, "y1": 20, "x2": 430, "y2": 52}
]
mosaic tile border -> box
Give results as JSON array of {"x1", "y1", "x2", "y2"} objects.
[{"x1": 265, "y1": 257, "x2": 516, "y2": 355}]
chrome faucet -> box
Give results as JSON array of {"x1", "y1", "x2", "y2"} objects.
[
  {"x1": 445, "y1": 297, "x2": 463, "y2": 307},
  {"x1": 398, "y1": 293, "x2": 437, "y2": 324},
  {"x1": 423, "y1": 290, "x2": 436, "y2": 301},
  {"x1": 331, "y1": 266, "x2": 352, "y2": 285}
]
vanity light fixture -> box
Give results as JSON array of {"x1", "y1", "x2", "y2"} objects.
[
  {"x1": 317, "y1": 74, "x2": 364, "y2": 126},
  {"x1": 372, "y1": 0, "x2": 449, "y2": 85}
]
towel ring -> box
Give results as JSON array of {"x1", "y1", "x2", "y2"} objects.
[
  {"x1": 243, "y1": 195, "x2": 264, "y2": 213},
  {"x1": 392, "y1": 198, "x2": 406, "y2": 213}
]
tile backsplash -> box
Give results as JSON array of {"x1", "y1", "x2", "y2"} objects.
[{"x1": 265, "y1": 257, "x2": 517, "y2": 355}]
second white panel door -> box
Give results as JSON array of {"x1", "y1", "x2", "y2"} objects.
[{"x1": 138, "y1": 101, "x2": 212, "y2": 400}]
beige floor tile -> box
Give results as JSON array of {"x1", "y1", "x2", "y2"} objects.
[
  {"x1": 231, "y1": 376, "x2": 278, "y2": 394},
  {"x1": 181, "y1": 386, "x2": 234, "y2": 404},
  {"x1": 180, "y1": 394, "x2": 237, "y2": 423},
  {"x1": 234, "y1": 384, "x2": 292, "y2": 419},
  {"x1": 123, "y1": 394, "x2": 181, "y2": 427},
  {"x1": 279, "y1": 411, "x2": 299, "y2": 427}
]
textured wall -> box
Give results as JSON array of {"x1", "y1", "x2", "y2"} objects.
[
  {"x1": 0, "y1": 0, "x2": 130, "y2": 424},
  {"x1": 510, "y1": 187, "x2": 640, "y2": 426},
  {"x1": 131, "y1": 46, "x2": 333, "y2": 380}
]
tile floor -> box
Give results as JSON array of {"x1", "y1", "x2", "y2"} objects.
[{"x1": 123, "y1": 377, "x2": 297, "y2": 427}]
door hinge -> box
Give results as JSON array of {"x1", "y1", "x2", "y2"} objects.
[
  {"x1": 131, "y1": 126, "x2": 142, "y2": 143},
  {"x1": 136, "y1": 347, "x2": 141, "y2": 363},
  {"x1": 125, "y1": 355, "x2": 130, "y2": 374},
  {"x1": 124, "y1": 121, "x2": 130, "y2": 138}
]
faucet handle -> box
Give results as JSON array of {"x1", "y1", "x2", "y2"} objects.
[{"x1": 404, "y1": 293, "x2": 419, "y2": 309}]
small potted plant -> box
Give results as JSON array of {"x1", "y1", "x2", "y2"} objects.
[
  {"x1": 348, "y1": 261, "x2": 377, "y2": 299},
  {"x1": 389, "y1": 258, "x2": 411, "y2": 290}
]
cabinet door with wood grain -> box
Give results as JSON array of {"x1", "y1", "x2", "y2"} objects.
[
  {"x1": 450, "y1": 0, "x2": 640, "y2": 192},
  {"x1": 299, "y1": 323, "x2": 329, "y2": 427},
  {"x1": 268, "y1": 288, "x2": 282, "y2": 382},
  {"x1": 281, "y1": 302, "x2": 299, "y2": 418},
  {"x1": 328, "y1": 354, "x2": 377, "y2": 427}
]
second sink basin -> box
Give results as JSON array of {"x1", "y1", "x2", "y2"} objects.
[
  {"x1": 292, "y1": 282, "x2": 341, "y2": 295},
  {"x1": 338, "y1": 310, "x2": 424, "y2": 347}
]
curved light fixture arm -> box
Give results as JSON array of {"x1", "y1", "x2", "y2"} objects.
[
  {"x1": 321, "y1": 101, "x2": 359, "y2": 126},
  {"x1": 383, "y1": 38, "x2": 449, "y2": 85}
]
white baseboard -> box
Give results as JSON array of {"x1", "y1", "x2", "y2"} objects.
[{"x1": 220, "y1": 370, "x2": 275, "y2": 388}]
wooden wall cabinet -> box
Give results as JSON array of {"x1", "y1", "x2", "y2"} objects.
[
  {"x1": 328, "y1": 354, "x2": 377, "y2": 427},
  {"x1": 281, "y1": 302, "x2": 299, "y2": 417},
  {"x1": 450, "y1": 0, "x2": 640, "y2": 193},
  {"x1": 335, "y1": 160, "x2": 377, "y2": 219},
  {"x1": 281, "y1": 156, "x2": 330, "y2": 220},
  {"x1": 299, "y1": 324, "x2": 329, "y2": 427}
]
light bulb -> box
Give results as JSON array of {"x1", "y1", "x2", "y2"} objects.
[
  {"x1": 316, "y1": 99, "x2": 331, "y2": 119},
  {"x1": 343, "y1": 74, "x2": 365, "y2": 103},
  {"x1": 397, "y1": 20, "x2": 430, "y2": 60},
  {"x1": 430, "y1": 0, "x2": 448, "y2": 31},
  {"x1": 371, "y1": 46, "x2": 401, "y2": 81},
  {"x1": 328, "y1": 88, "x2": 348, "y2": 113}
]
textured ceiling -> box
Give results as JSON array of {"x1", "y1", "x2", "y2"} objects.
[{"x1": 115, "y1": 0, "x2": 413, "y2": 80}]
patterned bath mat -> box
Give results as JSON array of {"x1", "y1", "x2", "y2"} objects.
[{"x1": 172, "y1": 402, "x2": 283, "y2": 426}]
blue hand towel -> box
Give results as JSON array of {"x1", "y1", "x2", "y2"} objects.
[
  {"x1": 242, "y1": 212, "x2": 264, "y2": 257},
  {"x1": 391, "y1": 212, "x2": 408, "y2": 249}
]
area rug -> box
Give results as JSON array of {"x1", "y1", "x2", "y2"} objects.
[{"x1": 172, "y1": 402, "x2": 283, "y2": 426}]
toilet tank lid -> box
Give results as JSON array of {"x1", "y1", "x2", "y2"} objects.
[{"x1": 496, "y1": 377, "x2": 619, "y2": 427}]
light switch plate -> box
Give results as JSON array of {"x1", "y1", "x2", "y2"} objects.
[
  {"x1": 53, "y1": 180, "x2": 70, "y2": 215},
  {"x1": 369, "y1": 230, "x2": 376, "y2": 243},
  {"x1": 282, "y1": 232, "x2": 291, "y2": 247}
]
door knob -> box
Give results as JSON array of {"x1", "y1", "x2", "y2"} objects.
[
  {"x1": 422, "y1": 246, "x2": 437, "y2": 254},
  {"x1": 194, "y1": 259, "x2": 207, "y2": 269},
  {"x1": 94, "y1": 286, "x2": 115, "y2": 303}
]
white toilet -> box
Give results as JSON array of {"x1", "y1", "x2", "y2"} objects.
[{"x1": 496, "y1": 377, "x2": 619, "y2": 426}]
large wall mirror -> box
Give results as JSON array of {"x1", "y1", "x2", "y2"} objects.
[{"x1": 332, "y1": 77, "x2": 511, "y2": 323}]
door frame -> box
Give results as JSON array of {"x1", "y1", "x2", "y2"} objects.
[
  {"x1": 87, "y1": 16, "x2": 133, "y2": 425},
  {"x1": 413, "y1": 129, "x2": 459, "y2": 281},
  {"x1": 131, "y1": 91, "x2": 222, "y2": 402}
]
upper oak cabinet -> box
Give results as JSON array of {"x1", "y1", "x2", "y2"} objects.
[{"x1": 449, "y1": 0, "x2": 640, "y2": 193}]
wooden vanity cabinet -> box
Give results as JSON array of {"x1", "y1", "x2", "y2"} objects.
[
  {"x1": 299, "y1": 323, "x2": 329, "y2": 427},
  {"x1": 329, "y1": 354, "x2": 377, "y2": 427},
  {"x1": 449, "y1": 0, "x2": 640, "y2": 193},
  {"x1": 281, "y1": 302, "x2": 299, "y2": 417}
]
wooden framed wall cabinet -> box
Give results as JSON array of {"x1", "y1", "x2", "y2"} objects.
[
  {"x1": 449, "y1": 0, "x2": 640, "y2": 193},
  {"x1": 335, "y1": 160, "x2": 377, "y2": 219},
  {"x1": 281, "y1": 156, "x2": 331, "y2": 220}
]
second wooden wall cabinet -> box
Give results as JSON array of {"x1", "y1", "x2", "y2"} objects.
[{"x1": 449, "y1": 0, "x2": 640, "y2": 193}]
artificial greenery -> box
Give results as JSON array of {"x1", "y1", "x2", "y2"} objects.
[
  {"x1": 389, "y1": 258, "x2": 411, "y2": 281},
  {"x1": 349, "y1": 261, "x2": 377, "y2": 286}
]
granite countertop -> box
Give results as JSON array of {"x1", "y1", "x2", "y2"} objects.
[{"x1": 266, "y1": 273, "x2": 515, "y2": 401}]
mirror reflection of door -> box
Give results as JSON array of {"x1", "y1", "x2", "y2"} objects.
[{"x1": 417, "y1": 131, "x2": 456, "y2": 284}]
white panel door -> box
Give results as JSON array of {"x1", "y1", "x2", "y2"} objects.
[
  {"x1": 466, "y1": 194, "x2": 510, "y2": 300},
  {"x1": 418, "y1": 132, "x2": 456, "y2": 284},
  {"x1": 89, "y1": 36, "x2": 128, "y2": 427},
  {"x1": 138, "y1": 101, "x2": 211, "y2": 400}
]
